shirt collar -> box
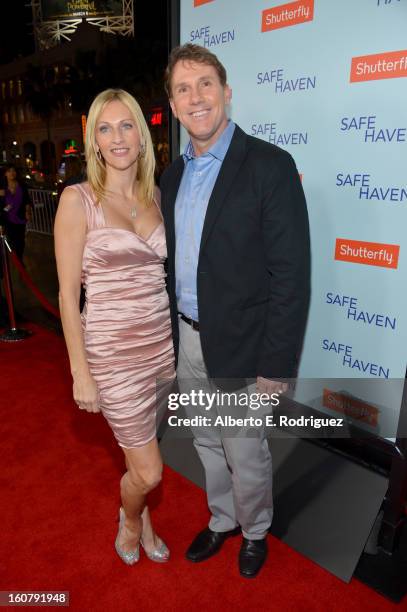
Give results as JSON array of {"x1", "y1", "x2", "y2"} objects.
[{"x1": 183, "y1": 120, "x2": 235, "y2": 162}]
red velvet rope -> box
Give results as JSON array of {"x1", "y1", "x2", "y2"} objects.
[{"x1": 10, "y1": 252, "x2": 61, "y2": 319}]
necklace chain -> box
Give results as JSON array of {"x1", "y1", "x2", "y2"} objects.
[{"x1": 104, "y1": 193, "x2": 138, "y2": 218}]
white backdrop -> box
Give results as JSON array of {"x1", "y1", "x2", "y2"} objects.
[{"x1": 179, "y1": 0, "x2": 407, "y2": 439}]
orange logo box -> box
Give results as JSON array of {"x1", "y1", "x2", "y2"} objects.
[
  {"x1": 323, "y1": 389, "x2": 379, "y2": 427},
  {"x1": 335, "y1": 238, "x2": 400, "y2": 269},
  {"x1": 262, "y1": 0, "x2": 314, "y2": 32},
  {"x1": 194, "y1": 0, "x2": 214, "y2": 6},
  {"x1": 350, "y1": 50, "x2": 407, "y2": 83}
]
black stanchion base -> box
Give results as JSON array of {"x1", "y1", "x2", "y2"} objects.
[{"x1": 0, "y1": 327, "x2": 32, "y2": 342}]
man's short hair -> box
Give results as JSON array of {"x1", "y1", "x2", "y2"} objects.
[{"x1": 164, "y1": 43, "x2": 227, "y2": 97}]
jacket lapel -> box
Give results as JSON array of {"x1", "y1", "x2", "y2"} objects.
[
  {"x1": 199, "y1": 125, "x2": 247, "y2": 256},
  {"x1": 163, "y1": 156, "x2": 184, "y2": 267}
]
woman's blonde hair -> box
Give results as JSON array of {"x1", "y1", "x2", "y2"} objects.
[{"x1": 85, "y1": 88, "x2": 155, "y2": 205}]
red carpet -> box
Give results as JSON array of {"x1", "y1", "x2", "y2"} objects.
[{"x1": 0, "y1": 324, "x2": 404, "y2": 611}]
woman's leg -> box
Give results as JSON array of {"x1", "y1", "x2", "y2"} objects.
[
  {"x1": 14, "y1": 225, "x2": 26, "y2": 261},
  {"x1": 122, "y1": 456, "x2": 164, "y2": 553},
  {"x1": 140, "y1": 506, "x2": 164, "y2": 552},
  {"x1": 118, "y1": 438, "x2": 162, "y2": 553}
]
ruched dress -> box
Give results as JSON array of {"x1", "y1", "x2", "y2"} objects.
[{"x1": 73, "y1": 182, "x2": 175, "y2": 448}]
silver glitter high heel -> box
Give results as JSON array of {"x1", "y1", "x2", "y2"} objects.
[
  {"x1": 115, "y1": 507, "x2": 140, "y2": 565},
  {"x1": 140, "y1": 536, "x2": 170, "y2": 563}
]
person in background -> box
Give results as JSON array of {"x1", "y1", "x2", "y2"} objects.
[
  {"x1": 1, "y1": 164, "x2": 31, "y2": 261},
  {"x1": 57, "y1": 156, "x2": 86, "y2": 204}
]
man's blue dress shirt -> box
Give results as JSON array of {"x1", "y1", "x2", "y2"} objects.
[{"x1": 175, "y1": 120, "x2": 235, "y2": 321}]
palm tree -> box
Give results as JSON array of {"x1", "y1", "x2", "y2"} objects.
[{"x1": 24, "y1": 63, "x2": 67, "y2": 174}]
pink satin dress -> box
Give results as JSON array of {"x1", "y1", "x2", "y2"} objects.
[{"x1": 72, "y1": 182, "x2": 175, "y2": 448}]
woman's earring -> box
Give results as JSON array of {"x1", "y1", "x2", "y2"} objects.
[
  {"x1": 139, "y1": 143, "x2": 146, "y2": 158},
  {"x1": 96, "y1": 148, "x2": 102, "y2": 161}
]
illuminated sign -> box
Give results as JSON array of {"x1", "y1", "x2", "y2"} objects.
[
  {"x1": 64, "y1": 139, "x2": 79, "y2": 155},
  {"x1": 81, "y1": 114, "x2": 87, "y2": 144},
  {"x1": 150, "y1": 110, "x2": 163, "y2": 126},
  {"x1": 41, "y1": 1, "x2": 123, "y2": 20}
]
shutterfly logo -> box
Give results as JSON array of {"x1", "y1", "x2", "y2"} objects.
[
  {"x1": 262, "y1": 0, "x2": 314, "y2": 32},
  {"x1": 335, "y1": 238, "x2": 400, "y2": 269},
  {"x1": 350, "y1": 50, "x2": 407, "y2": 82},
  {"x1": 323, "y1": 389, "x2": 379, "y2": 427},
  {"x1": 194, "y1": 0, "x2": 214, "y2": 6}
]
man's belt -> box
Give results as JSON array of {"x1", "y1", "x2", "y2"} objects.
[{"x1": 180, "y1": 313, "x2": 200, "y2": 331}]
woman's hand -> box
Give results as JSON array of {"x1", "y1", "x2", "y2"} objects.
[{"x1": 73, "y1": 372, "x2": 100, "y2": 413}]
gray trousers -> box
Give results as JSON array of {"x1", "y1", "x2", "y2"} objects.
[{"x1": 177, "y1": 317, "x2": 273, "y2": 540}]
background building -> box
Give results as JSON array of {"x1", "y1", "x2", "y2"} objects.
[{"x1": 0, "y1": 1, "x2": 169, "y2": 181}]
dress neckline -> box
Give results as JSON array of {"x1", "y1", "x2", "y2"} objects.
[
  {"x1": 88, "y1": 223, "x2": 163, "y2": 244},
  {"x1": 83, "y1": 182, "x2": 163, "y2": 243}
]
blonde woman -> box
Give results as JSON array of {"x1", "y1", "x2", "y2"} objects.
[{"x1": 55, "y1": 89, "x2": 174, "y2": 565}]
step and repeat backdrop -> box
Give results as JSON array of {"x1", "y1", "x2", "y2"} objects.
[{"x1": 177, "y1": 0, "x2": 407, "y2": 439}]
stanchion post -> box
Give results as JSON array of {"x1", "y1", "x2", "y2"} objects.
[{"x1": 0, "y1": 226, "x2": 31, "y2": 342}]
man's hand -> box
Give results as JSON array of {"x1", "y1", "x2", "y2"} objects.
[{"x1": 257, "y1": 376, "x2": 288, "y2": 395}]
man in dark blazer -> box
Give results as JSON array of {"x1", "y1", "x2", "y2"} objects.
[{"x1": 161, "y1": 44, "x2": 310, "y2": 578}]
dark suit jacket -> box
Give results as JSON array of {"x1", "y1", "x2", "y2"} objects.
[{"x1": 160, "y1": 124, "x2": 310, "y2": 380}]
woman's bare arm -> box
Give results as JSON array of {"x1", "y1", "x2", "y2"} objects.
[{"x1": 54, "y1": 187, "x2": 99, "y2": 412}]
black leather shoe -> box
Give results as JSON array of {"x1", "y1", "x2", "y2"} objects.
[
  {"x1": 186, "y1": 526, "x2": 241, "y2": 562},
  {"x1": 239, "y1": 537, "x2": 268, "y2": 578}
]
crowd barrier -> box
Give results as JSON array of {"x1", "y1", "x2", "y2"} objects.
[{"x1": 27, "y1": 188, "x2": 57, "y2": 236}]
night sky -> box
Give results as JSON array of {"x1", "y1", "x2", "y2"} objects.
[
  {"x1": 0, "y1": 1, "x2": 35, "y2": 64},
  {"x1": 0, "y1": 0, "x2": 168, "y2": 66}
]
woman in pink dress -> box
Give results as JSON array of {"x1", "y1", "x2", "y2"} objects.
[{"x1": 55, "y1": 89, "x2": 175, "y2": 565}]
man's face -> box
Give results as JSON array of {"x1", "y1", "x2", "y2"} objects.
[{"x1": 169, "y1": 60, "x2": 231, "y2": 154}]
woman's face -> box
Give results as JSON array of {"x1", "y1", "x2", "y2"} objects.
[
  {"x1": 95, "y1": 100, "x2": 142, "y2": 172},
  {"x1": 5, "y1": 167, "x2": 17, "y2": 181}
]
